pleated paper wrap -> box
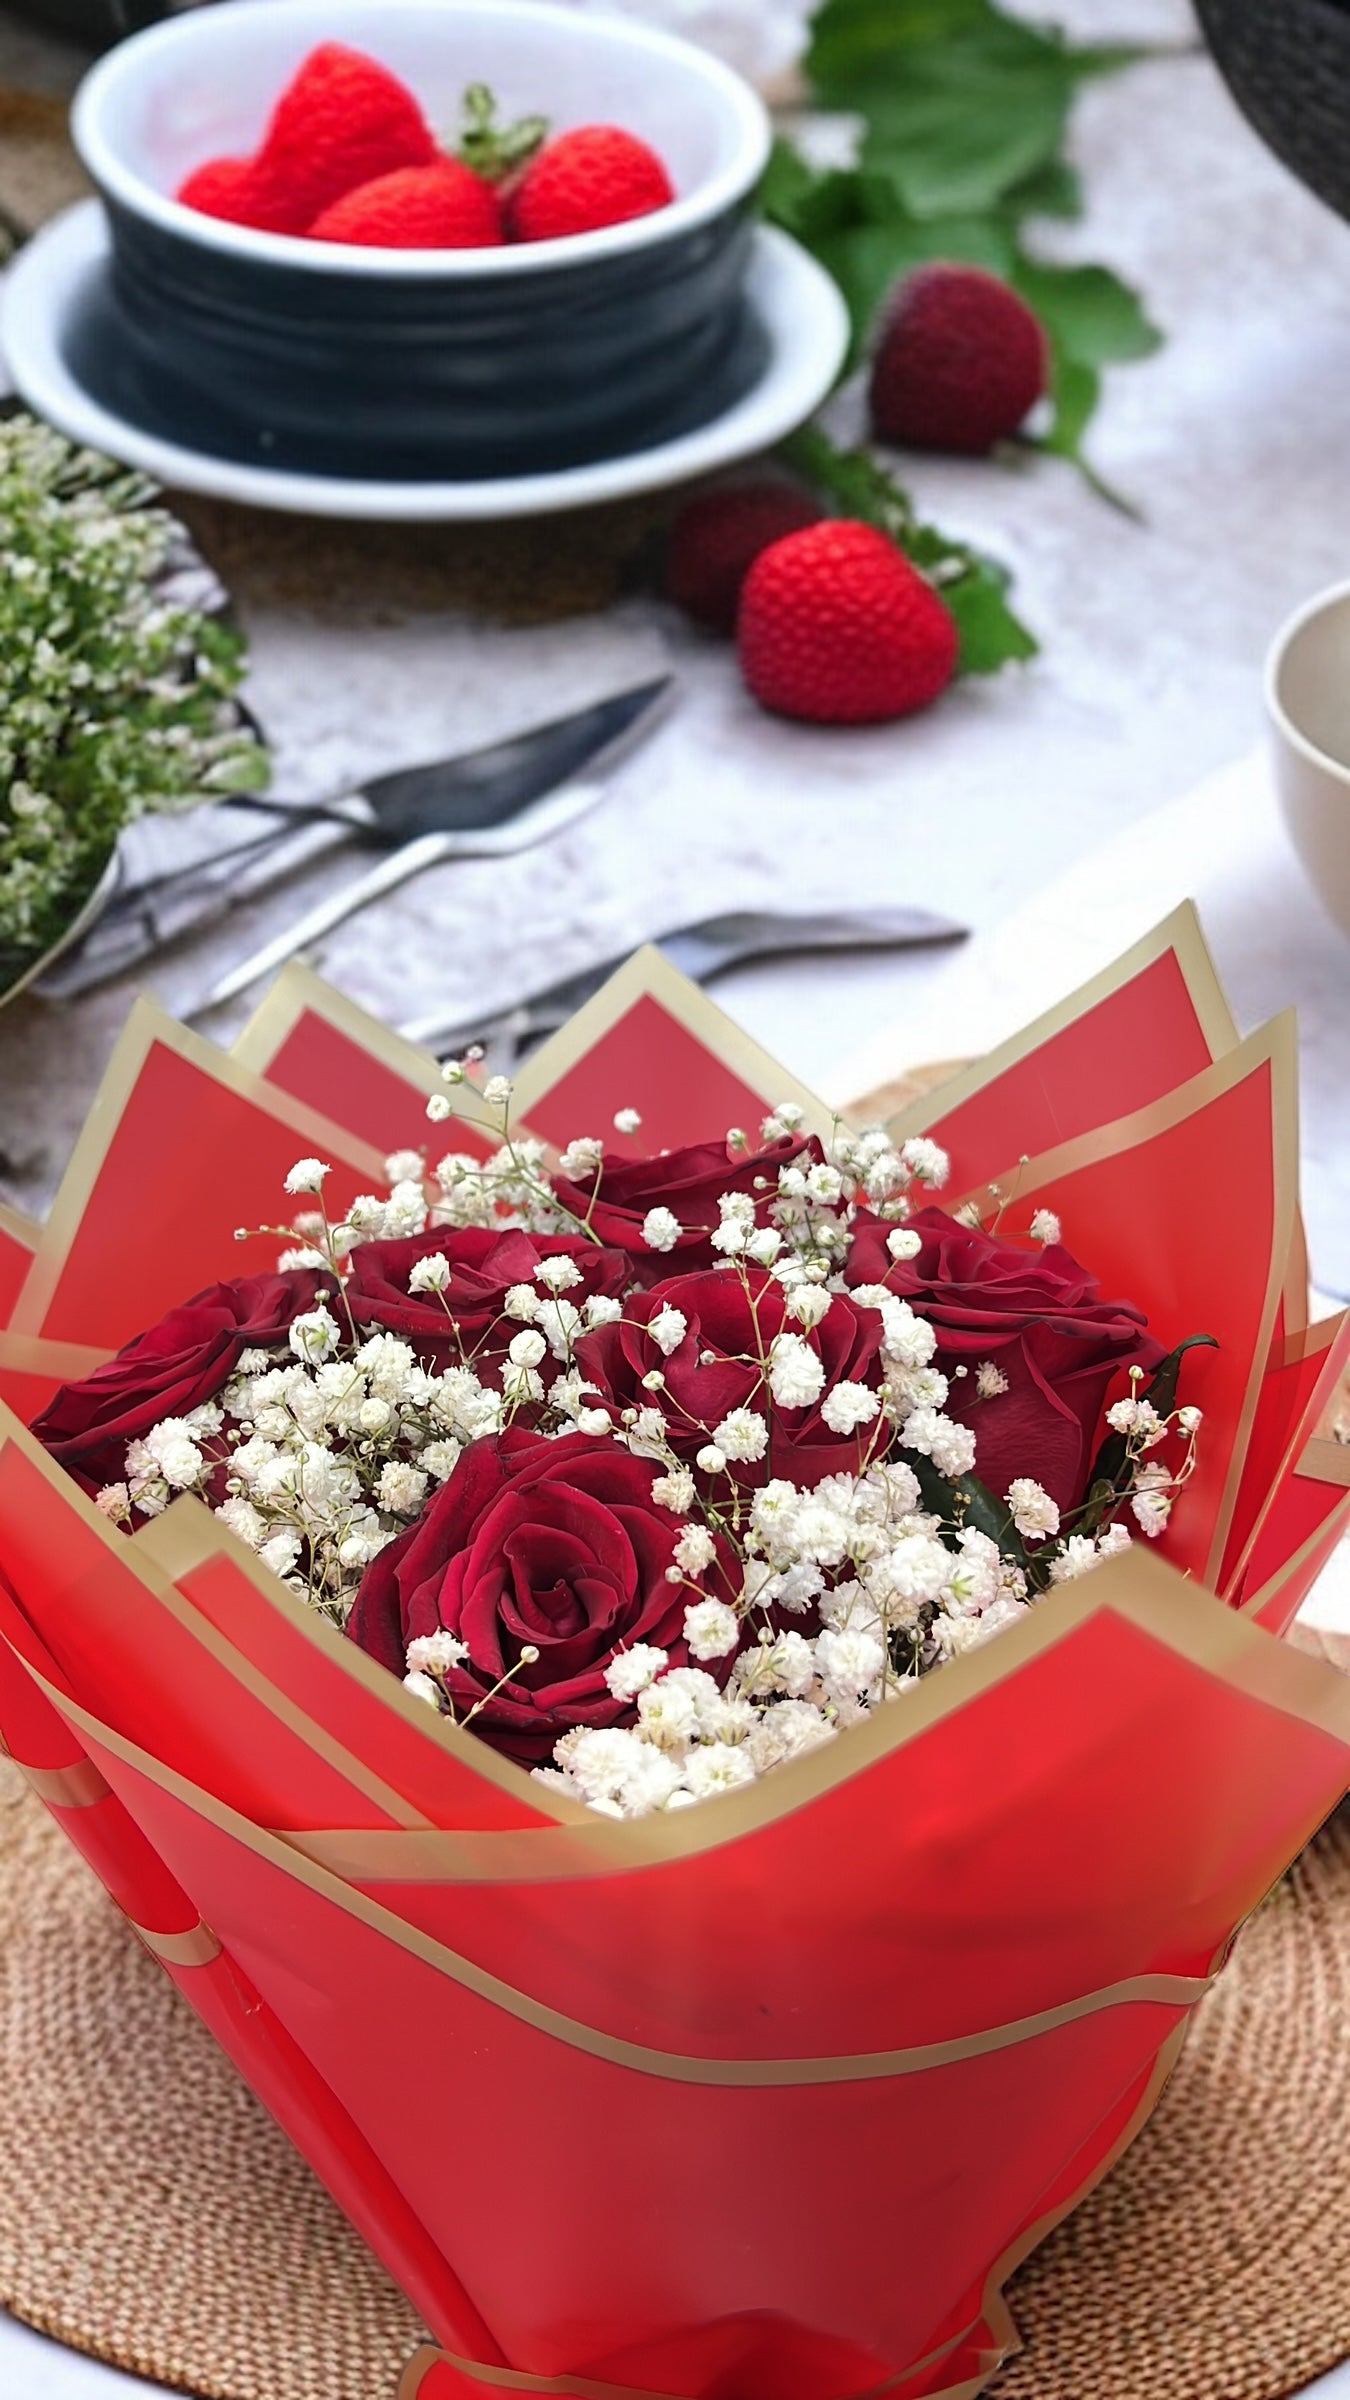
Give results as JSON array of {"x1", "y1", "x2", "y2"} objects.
[{"x1": 0, "y1": 904, "x2": 1346, "y2": 2400}]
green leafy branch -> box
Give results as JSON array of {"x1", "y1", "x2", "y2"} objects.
[{"x1": 768, "y1": 0, "x2": 1164, "y2": 491}]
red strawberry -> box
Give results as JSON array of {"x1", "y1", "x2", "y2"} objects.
[
  {"x1": 737, "y1": 522, "x2": 959, "y2": 725},
  {"x1": 869, "y1": 264, "x2": 1048, "y2": 455},
  {"x1": 666, "y1": 481, "x2": 824, "y2": 635},
  {"x1": 508, "y1": 126, "x2": 674, "y2": 243},
  {"x1": 176, "y1": 155, "x2": 300, "y2": 235},
  {"x1": 310, "y1": 161, "x2": 503, "y2": 249},
  {"x1": 252, "y1": 42, "x2": 436, "y2": 235}
]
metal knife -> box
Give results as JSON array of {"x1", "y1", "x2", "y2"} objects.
[
  {"x1": 38, "y1": 680, "x2": 673, "y2": 1003},
  {"x1": 401, "y1": 904, "x2": 969, "y2": 1060},
  {"x1": 200, "y1": 675, "x2": 674, "y2": 1012}
]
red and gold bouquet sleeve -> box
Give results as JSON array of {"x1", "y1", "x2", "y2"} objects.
[{"x1": 0, "y1": 905, "x2": 1345, "y2": 2400}]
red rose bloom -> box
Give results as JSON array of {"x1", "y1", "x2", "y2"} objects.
[
  {"x1": 346, "y1": 1226, "x2": 630, "y2": 1378},
  {"x1": 33, "y1": 1270, "x2": 331, "y2": 1499},
  {"x1": 347, "y1": 1429, "x2": 741, "y2": 1763},
  {"x1": 551, "y1": 1133, "x2": 818, "y2": 1288},
  {"x1": 846, "y1": 1207, "x2": 1166, "y2": 1512},
  {"x1": 579, "y1": 1268, "x2": 886, "y2": 1486}
]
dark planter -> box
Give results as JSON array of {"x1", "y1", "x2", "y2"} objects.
[
  {"x1": 5, "y1": 1, "x2": 177, "y2": 45},
  {"x1": 1195, "y1": 0, "x2": 1350, "y2": 221}
]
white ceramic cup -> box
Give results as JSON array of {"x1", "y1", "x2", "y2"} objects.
[{"x1": 1265, "y1": 578, "x2": 1350, "y2": 938}]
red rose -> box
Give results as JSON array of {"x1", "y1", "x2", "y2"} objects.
[
  {"x1": 348, "y1": 1428, "x2": 740, "y2": 1763},
  {"x1": 33, "y1": 1269, "x2": 331, "y2": 1499},
  {"x1": 551, "y1": 1133, "x2": 818, "y2": 1288},
  {"x1": 846, "y1": 1207, "x2": 1166, "y2": 1511},
  {"x1": 346, "y1": 1226, "x2": 630, "y2": 1378},
  {"x1": 579, "y1": 1268, "x2": 886, "y2": 1486}
]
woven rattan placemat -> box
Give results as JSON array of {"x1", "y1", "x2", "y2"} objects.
[{"x1": 0, "y1": 1761, "x2": 1347, "y2": 2400}]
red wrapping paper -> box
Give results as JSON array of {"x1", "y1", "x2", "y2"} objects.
[{"x1": 0, "y1": 903, "x2": 1345, "y2": 2400}]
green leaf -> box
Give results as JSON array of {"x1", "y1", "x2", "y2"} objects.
[
  {"x1": 942, "y1": 558, "x2": 1040, "y2": 675},
  {"x1": 778, "y1": 427, "x2": 1037, "y2": 675},
  {"x1": 1014, "y1": 259, "x2": 1163, "y2": 369},
  {"x1": 907, "y1": 1447, "x2": 1031, "y2": 1569}
]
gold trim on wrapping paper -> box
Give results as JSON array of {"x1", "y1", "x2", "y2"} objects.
[
  {"x1": 879, "y1": 903, "x2": 1241, "y2": 1149},
  {"x1": 132, "y1": 1918, "x2": 223, "y2": 1968},
  {"x1": 0, "y1": 1332, "x2": 116, "y2": 1382},
  {"x1": 18, "y1": 1755, "x2": 111, "y2": 1808},
  {"x1": 0, "y1": 1202, "x2": 38, "y2": 1255},
  {"x1": 0, "y1": 1418, "x2": 437, "y2": 1833},
  {"x1": 1300, "y1": 1438, "x2": 1350, "y2": 1490},
  {"x1": 5, "y1": 1635, "x2": 1229, "y2": 2086},
  {"x1": 131, "y1": 1494, "x2": 573, "y2": 1828},
  {"x1": 1239, "y1": 1488, "x2": 1345, "y2": 1622},
  {"x1": 395, "y1": 2020, "x2": 1194, "y2": 2400},
  {"x1": 232, "y1": 961, "x2": 447, "y2": 1095},
  {"x1": 955, "y1": 1014, "x2": 1299, "y2": 1594},
  {"x1": 1226, "y1": 1316, "x2": 1350, "y2": 1599},
  {"x1": 510, "y1": 946, "x2": 834, "y2": 1141},
  {"x1": 6, "y1": 997, "x2": 391, "y2": 1337},
  {"x1": 2, "y1": 1404, "x2": 1345, "y2": 1868}
]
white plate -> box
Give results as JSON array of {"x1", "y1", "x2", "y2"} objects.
[{"x1": 1, "y1": 202, "x2": 850, "y2": 522}]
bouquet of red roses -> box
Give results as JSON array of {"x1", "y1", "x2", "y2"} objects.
[{"x1": 0, "y1": 907, "x2": 1345, "y2": 2400}]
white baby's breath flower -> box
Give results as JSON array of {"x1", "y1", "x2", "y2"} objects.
[
  {"x1": 95, "y1": 1482, "x2": 131, "y2": 1524},
  {"x1": 407, "y1": 1631, "x2": 469, "y2": 1675},
  {"x1": 216, "y1": 1495, "x2": 266, "y2": 1549},
  {"x1": 384, "y1": 1149, "x2": 425, "y2": 1187},
  {"x1": 557, "y1": 1136, "x2": 604, "y2": 1180},
  {"x1": 787, "y1": 1284, "x2": 832, "y2": 1329},
  {"x1": 526, "y1": 1256, "x2": 577, "y2": 1297},
  {"x1": 1131, "y1": 1463, "x2": 1173, "y2": 1537},
  {"x1": 674, "y1": 1523, "x2": 718, "y2": 1576},
  {"x1": 820, "y1": 1381, "x2": 879, "y2": 1437},
  {"x1": 649, "y1": 1304, "x2": 688, "y2": 1357},
  {"x1": 408, "y1": 1252, "x2": 451, "y2": 1294},
  {"x1": 1177, "y1": 1406, "x2": 1203, "y2": 1436},
  {"x1": 144, "y1": 1417, "x2": 204, "y2": 1490},
  {"x1": 683, "y1": 1597, "x2": 740, "y2": 1660},
  {"x1": 635, "y1": 1680, "x2": 700, "y2": 1751},
  {"x1": 1049, "y1": 1535, "x2": 1101, "y2": 1583},
  {"x1": 975, "y1": 1361, "x2": 1009, "y2": 1399},
  {"x1": 1006, "y1": 1477, "x2": 1060, "y2": 1542},
  {"x1": 482, "y1": 1074, "x2": 513, "y2": 1109},
  {"x1": 1029, "y1": 1208, "x2": 1061, "y2": 1246},
  {"x1": 503, "y1": 1283, "x2": 540, "y2": 1321},
  {"x1": 404, "y1": 1670, "x2": 443, "y2": 1708},
  {"x1": 613, "y1": 1107, "x2": 642, "y2": 1135},
  {"x1": 745, "y1": 1226, "x2": 783, "y2": 1265},
  {"x1": 289, "y1": 1305, "x2": 341, "y2": 1365},
  {"x1": 682, "y1": 1743, "x2": 756, "y2": 1799},
  {"x1": 651, "y1": 1466, "x2": 695, "y2": 1514},
  {"x1": 899, "y1": 1137, "x2": 949, "y2": 1189},
  {"x1": 768, "y1": 1332, "x2": 826, "y2": 1410},
  {"x1": 284, "y1": 1158, "x2": 329, "y2": 1195},
  {"x1": 426, "y1": 1093, "x2": 453, "y2": 1123},
  {"x1": 1096, "y1": 1522, "x2": 1133, "y2": 1559},
  {"x1": 1105, "y1": 1397, "x2": 1165, "y2": 1445},
  {"x1": 694, "y1": 1443, "x2": 726, "y2": 1477},
  {"x1": 604, "y1": 1644, "x2": 668, "y2": 1702},
  {"x1": 576, "y1": 1408, "x2": 612, "y2": 1437},
  {"x1": 886, "y1": 1227, "x2": 922, "y2": 1262},
  {"x1": 713, "y1": 1408, "x2": 768, "y2": 1464},
  {"x1": 584, "y1": 1292, "x2": 623, "y2": 1327},
  {"x1": 259, "y1": 1529, "x2": 303, "y2": 1580},
  {"x1": 419, "y1": 1439, "x2": 463, "y2": 1482},
  {"x1": 642, "y1": 1207, "x2": 681, "y2": 1254},
  {"x1": 901, "y1": 1407, "x2": 976, "y2": 1478},
  {"x1": 377, "y1": 1461, "x2": 428, "y2": 1516},
  {"x1": 507, "y1": 1328, "x2": 548, "y2": 1370}
]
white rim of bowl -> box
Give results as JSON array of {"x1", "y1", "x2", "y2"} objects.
[
  {"x1": 1264, "y1": 575, "x2": 1350, "y2": 790},
  {"x1": 71, "y1": 0, "x2": 772, "y2": 279}
]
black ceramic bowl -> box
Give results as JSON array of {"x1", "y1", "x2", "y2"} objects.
[
  {"x1": 1195, "y1": 0, "x2": 1350, "y2": 222},
  {"x1": 69, "y1": 0, "x2": 772, "y2": 481}
]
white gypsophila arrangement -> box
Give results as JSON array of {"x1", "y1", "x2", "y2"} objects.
[
  {"x1": 0, "y1": 413, "x2": 266, "y2": 993},
  {"x1": 91, "y1": 1058, "x2": 1204, "y2": 1818}
]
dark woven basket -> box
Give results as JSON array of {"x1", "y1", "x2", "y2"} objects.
[{"x1": 1195, "y1": 0, "x2": 1350, "y2": 221}]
